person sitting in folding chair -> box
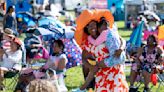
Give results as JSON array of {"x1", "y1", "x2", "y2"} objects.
[
  {"x1": 129, "y1": 34, "x2": 164, "y2": 92},
  {"x1": 0, "y1": 37, "x2": 22, "y2": 90},
  {"x1": 24, "y1": 28, "x2": 43, "y2": 63}
]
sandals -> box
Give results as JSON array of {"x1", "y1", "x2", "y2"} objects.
[
  {"x1": 143, "y1": 87, "x2": 151, "y2": 92},
  {"x1": 0, "y1": 83, "x2": 5, "y2": 90},
  {"x1": 129, "y1": 86, "x2": 138, "y2": 92}
]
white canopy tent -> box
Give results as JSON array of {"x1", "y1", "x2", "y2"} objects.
[{"x1": 124, "y1": 0, "x2": 164, "y2": 26}]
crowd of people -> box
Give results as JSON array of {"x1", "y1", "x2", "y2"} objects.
[{"x1": 0, "y1": 3, "x2": 163, "y2": 92}]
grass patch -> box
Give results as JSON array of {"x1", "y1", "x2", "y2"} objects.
[
  {"x1": 116, "y1": 21, "x2": 125, "y2": 29},
  {"x1": 65, "y1": 65, "x2": 164, "y2": 92},
  {"x1": 116, "y1": 21, "x2": 132, "y2": 41},
  {"x1": 118, "y1": 30, "x2": 132, "y2": 41},
  {"x1": 65, "y1": 66, "x2": 84, "y2": 91}
]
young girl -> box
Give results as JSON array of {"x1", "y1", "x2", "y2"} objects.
[
  {"x1": 77, "y1": 18, "x2": 126, "y2": 91},
  {"x1": 41, "y1": 39, "x2": 68, "y2": 92}
]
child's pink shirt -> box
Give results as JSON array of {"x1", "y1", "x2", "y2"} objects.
[{"x1": 88, "y1": 30, "x2": 108, "y2": 46}]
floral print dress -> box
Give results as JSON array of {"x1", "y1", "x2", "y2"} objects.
[
  {"x1": 82, "y1": 39, "x2": 129, "y2": 92},
  {"x1": 139, "y1": 46, "x2": 161, "y2": 73}
]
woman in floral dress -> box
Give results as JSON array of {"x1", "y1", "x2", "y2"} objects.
[
  {"x1": 81, "y1": 22, "x2": 129, "y2": 92},
  {"x1": 129, "y1": 35, "x2": 164, "y2": 92},
  {"x1": 75, "y1": 9, "x2": 129, "y2": 92}
]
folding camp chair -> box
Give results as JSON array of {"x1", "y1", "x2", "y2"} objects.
[
  {"x1": 130, "y1": 63, "x2": 164, "y2": 92},
  {"x1": 156, "y1": 73, "x2": 164, "y2": 92},
  {"x1": 155, "y1": 64, "x2": 164, "y2": 92},
  {"x1": 3, "y1": 70, "x2": 20, "y2": 91},
  {"x1": 129, "y1": 70, "x2": 157, "y2": 92}
]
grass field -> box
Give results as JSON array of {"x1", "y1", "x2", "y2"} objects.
[
  {"x1": 1, "y1": 21, "x2": 164, "y2": 92},
  {"x1": 116, "y1": 21, "x2": 132, "y2": 41}
]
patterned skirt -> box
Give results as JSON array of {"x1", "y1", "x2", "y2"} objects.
[{"x1": 95, "y1": 64, "x2": 129, "y2": 92}]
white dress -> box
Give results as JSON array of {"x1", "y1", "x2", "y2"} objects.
[
  {"x1": 49, "y1": 54, "x2": 68, "y2": 70},
  {"x1": 43, "y1": 53, "x2": 68, "y2": 70}
]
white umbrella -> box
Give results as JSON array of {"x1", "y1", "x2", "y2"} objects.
[{"x1": 34, "y1": 27, "x2": 54, "y2": 36}]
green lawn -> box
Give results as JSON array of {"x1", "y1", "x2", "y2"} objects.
[{"x1": 116, "y1": 21, "x2": 132, "y2": 41}]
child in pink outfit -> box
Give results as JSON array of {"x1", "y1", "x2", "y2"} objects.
[
  {"x1": 88, "y1": 21, "x2": 119, "y2": 46},
  {"x1": 88, "y1": 30, "x2": 108, "y2": 46}
]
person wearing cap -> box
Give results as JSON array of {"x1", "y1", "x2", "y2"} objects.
[
  {"x1": 3, "y1": 28, "x2": 15, "y2": 40},
  {"x1": 0, "y1": 37, "x2": 22, "y2": 90},
  {"x1": 0, "y1": 28, "x2": 15, "y2": 50},
  {"x1": 2, "y1": 28, "x2": 26, "y2": 66}
]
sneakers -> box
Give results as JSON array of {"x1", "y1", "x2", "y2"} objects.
[
  {"x1": 143, "y1": 87, "x2": 151, "y2": 92},
  {"x1": 72, "y1": 88, "x2": 86, "y2": 92},
  {"x1": 0, "y1": 83, "x2": 5, "y2": 91}
]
